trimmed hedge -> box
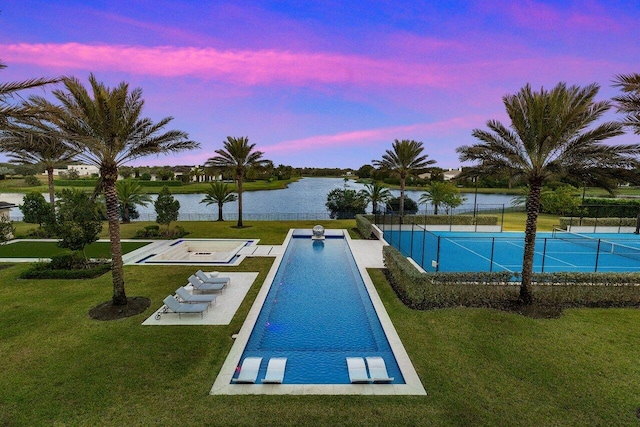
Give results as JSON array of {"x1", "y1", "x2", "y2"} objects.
[
  {"x1": 383, "y1": 245, "x2": 640, "y2": 309},
  {"x1": 559, "y1": 217, "x2": 636, "y2": 228},
  {"x1": 365, "y1": 214, "x2": 498, "y2": 226},
  {"x1": 53, "y1": 179, "x2": 98, "y2": 187},
  {"x1": 581, "y1": 198, "x2": 640, "y2": 217},
  {"x1": 20, "y1": 262, "x2": 111, "y2": 279},
  {"x1": 355, "y1": 214, "x2": 373, "y2": 239}
]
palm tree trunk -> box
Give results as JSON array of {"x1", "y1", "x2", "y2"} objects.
[
  {"x1": 123, "y1": 205, "x2": 130, "y2": 224},
  {"x1": 520, "y1": 179, "x2": 542, "y2": 305},
  {"x1": 104, "y1": 179, "x2": 127, "y2": 306},
  {"x1": 399, "y1": 176, "x2": 405, "y2": 223},
  {"x1": 217, "y1": 203, "x2": 224, "y2": 221},
  {"x1": 237, "y1": 176, "x2": 243, "y2": 227},
  {"x1": 46, "y1": 167, "x2": 55, "y2": 216},
  {"x1": 434, "y1": 203, "x2": 438, "y2": 215}
]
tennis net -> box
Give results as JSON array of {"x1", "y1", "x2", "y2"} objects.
[{"x1": 552, "y1": 228, "x2": 640, "y2": 262}]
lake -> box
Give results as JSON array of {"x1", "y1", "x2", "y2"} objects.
[{"x1": 2, "y1": 177, "x2": 515, "y2": 221}]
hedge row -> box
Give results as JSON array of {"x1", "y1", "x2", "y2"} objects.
[
  {"x1": 20, "y1": 263, "x2": 111, "y2": 279},
  {"x1": 355, "y1": 214, "x2": 373, "y2": 239},
  {"x1": 580, "y1": 198, "x2": 640, "y2": 217},
  {"x1": 365, "y1": 214, "x2": 498, "y2": 226},
  {"x1": 53, "y1": 179, "x2": 183, "y2": 187},
  {"x1": 559, "y1": 217, "x2": 636, "y2": 227},
  {"x1": 383, "y1": 245, "x2": 640, "y2": 309}
]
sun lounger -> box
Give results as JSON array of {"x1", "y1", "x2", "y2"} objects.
[
  {"x1": 346, "y1": 357, "x2": 371, "y2": 383},
  {"x1": 159, "y1": 295, "x2": 209, "y2": 319},
  {"x1": 262, "y1": 357, "x2": 287, "y2": 384},
  {"x1": 197, "y1": 270, "x2": 219, "y2": 278},
  {"x1": 195, "y1": 270, "x2": 230, "y2": 285},
  {"x1": 231, "y1": 357, "x2": 262, "y2": 384},
  {"x1": 175, "y1": 286, "x2": 217, "y2": 304},
  {"x1": 366, "y1": 357, "x2": 394, "y2": 383},
  {"x1": 188, "y1": 275, "x2": 226, "y2": 293}
]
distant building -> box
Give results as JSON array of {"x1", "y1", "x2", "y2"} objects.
[
  {"x1": 43, "y1": 164, "x2": 99, "y2": 177},
  {"x1": 419, "y1": 167, "x2": 463, "y2": 181}
]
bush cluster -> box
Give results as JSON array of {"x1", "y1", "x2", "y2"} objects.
[
  {"x1": 135, "y1": 224, "x2": 188, "y2": 239},
  {"x1": 383, "y1": 245, "x2": 640, "y2": 309},
  {"x1": 355, "y1": 214, "x2": 373, "y2": 239},
  {"x1": 365, "y1": 214, "x2": 498, "y2": 226},
  {"x1": 559, "y1": 217, "x2": 636, "y2": 228},
  {"x1": 20, "y1": 253, "x2": 111, "y2": 279}
]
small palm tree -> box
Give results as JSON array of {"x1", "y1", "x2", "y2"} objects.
[
  {"x1": 41, "y1": 74, "x2": 199, "y2": 306},
  {"x1": 372, "y1": 139, "x2": 435, "y2": 219},
  {"x1": 116, "y1": 180, "x2": 152, "y2": 223},
  {"x1": 418, "y1": 181, "x2": 465, "y2": 215},
  {"x1": 200, "y1": 181, "x2": 237, "y2": 221},
  {"x1": 457, "y1": 82, "x2": 638, "y2": 304},
  {"x1": 361, "y1": 181, "x2": 391, "y2": 214},
  {"x1": 205, "y1": 136, "x2": 270, "y2": 227}
]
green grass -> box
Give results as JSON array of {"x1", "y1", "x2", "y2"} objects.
[
  {"x1": 1, "y1": 258, "x2": 638, "y2": 425},
  {"x1": 0, "y1": 241, "x2": 149, "y2": 258}
]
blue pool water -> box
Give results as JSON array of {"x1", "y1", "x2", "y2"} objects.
[{"x1": 234, "y1": 233, "x2": 404, "y2": 384}]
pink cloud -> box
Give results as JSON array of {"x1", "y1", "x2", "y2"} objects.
[
  {"x1": 0, "y1": 42, "x2": 449, "y2": 88},
  {"x1": 262, "y1": 116, "x2": 486, "y2": 154}
]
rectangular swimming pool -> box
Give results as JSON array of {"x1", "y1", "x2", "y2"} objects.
[{"x1": 211, "y1": 229, "x2": 425, "y2": 394}]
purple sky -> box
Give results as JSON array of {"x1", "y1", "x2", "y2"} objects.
[{"x1": 1, "y1": 0, "x2": 639, "y2": 169}]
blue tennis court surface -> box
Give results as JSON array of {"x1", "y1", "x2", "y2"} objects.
[{"x1": 384, "y1": 230, "x2": 640, "y2": 273}]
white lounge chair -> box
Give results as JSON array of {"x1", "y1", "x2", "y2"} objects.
[
  {"x1": 188, "y1": 275, "x2": 226, "y2": 293},
  {"x1": 175, "y1": 287, "x2": 217, "y2": 304},
  {"x1": 197, "y1": 270, "x2": 219, "y2": 278},
  {"x1": 232, "y1": 357, "x2": 262, "y2": 384},
  {"x1": 262, "y1": 357, "x2": 287, "y2": 384},
  {"x1": 159, "y1": 295, "x2": 209, "y2": 319},
  {"x1": 346, "y1": 357, "x2": 371, "y2": 383},
  {"x1": 195, "y1": 270, "x2": 230, "y2": 285},
  {"x1": 366, "y1": 357, "x2": 394, "y2": 383}
]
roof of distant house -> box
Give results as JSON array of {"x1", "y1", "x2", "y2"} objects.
[{"x1": 0, "y1": 202, "x2": 17, "y2": 209}]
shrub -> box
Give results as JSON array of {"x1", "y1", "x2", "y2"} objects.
[
  {"x1": 24, "y1": 175, "x2": 41, "y2": 186},
  {"x1": 367, "y1": 214, "x2": 498, "y2": 226},
  {"x1": 559, "y1": 217, "x2": 636, "y2": 228},
  {"x1": 20, "y1": 263, "x2": 111, "y2": 279},
  {"x1": 49, "y1": 251, "x2": 86, "y2": 270},
  {"x1": 355, "y1": 214, "x2": 373, "y2": 239},
  {"x1": 134, "y1": 224, "x2": 187, "y2": 239}
]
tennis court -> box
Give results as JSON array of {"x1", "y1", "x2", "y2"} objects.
[{"x1": 384, "y1": 229, "x2": 640, "y2": 273}]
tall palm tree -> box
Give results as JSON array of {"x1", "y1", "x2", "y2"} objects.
[
  {"x1": 200, "y1": 181, "x2": 237, "y2": 221},
  {"x1": 613, "y1": 73, "x2": 640, "y2": 134},
  {"x1": 372, "y1": 139, "x2": 435, "y2": 219},
  {"x1": 205, "y1": 136, "x2": 270, "y2": 227},
  {"x1": 41, "y1": 74, "x2": 199, "y2": 306},
  {"x1": 361, "y1": 181, "x2": 391, "y2": 214},
  {"x1": 457, "y1": 82, "x2": 638, "y2": 304},
  {"x1": 116, "y1": 179, "x2": 152, "y2": 223},
  {"x1": 0, "y1": 116, "x2": 76, "y2": 214}
]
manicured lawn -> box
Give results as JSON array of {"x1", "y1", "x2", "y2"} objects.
[
  {"x1": 1, "y1": 221, "x2": 639, "y2": 425},
  {"x1": 0, "y1": 241, "x2": 149, "y2": 258}
]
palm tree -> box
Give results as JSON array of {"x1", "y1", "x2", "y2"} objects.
[
  {"x1": 0, "y1": 116, "x2": 76, "y2": 214},
  {"x1": 361, "y1": 181, "x2": 391, "y2": 214},
  {"x1": 41, "y1": 74, "x2": 199, "y2": 306},
  {"x1": 372, "y1": 139, "x2": 435, "y2": 219},
  {"x1": 418, "y1": 181, "x2": 465, "y2": 215},
  {"x1": 200, "y1": 181, "x2": 237, "y2": 221},
  {"x1": 205, "y1": 136, "x2": 270, "y2": 227},
  {"x1": 613, "y1": 73, "x2": 640, "y2": 134},
  {"x1": 457, "y1": 82, "x2": 638, "y2": 304},
  {"x1": 116, "y1": 179, "x2": 152, "y2": 223}
]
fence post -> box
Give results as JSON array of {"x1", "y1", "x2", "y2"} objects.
[
  {"x1": 421, "y1": 223, "x2": 426, "y2": 269},
  {"x1": 595, "y1": 239, "x2": 601, "y2": 272},
  {"x1": 436, "y1": 236, "x2": 441, "y2": 272},
  {"x1": 489, "y1": 237, "x2": 495, "y2": 272},
  {"x1": 501, "y1": 204, "x2": 505, "y2": 232},
  {"x1": 410, "y1": 222, "x2": 415, "y2": 259},
  {"x1": 541, "y1": 238, "x2": 547, "y2": 273}
]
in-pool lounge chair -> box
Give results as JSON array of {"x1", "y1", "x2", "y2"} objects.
[
  {"x1": 160, "y1": 295, "x2": 209, "y2": 319},
  {"x1": 188, "y1": 275, "x2": 226, "y2": 293},
  {"x1": 232, "y1": 357, "x2": 262, "y2": 384},
  {"x1": 175, "y1": 286, "x2": 217, "y2": 304},
  {"x1": 346, "y1": 357, "x2": 371, "y2": 383},
  {"x1": 195, "y1": 270, "x2": 230, "y2": 285},
  {"x1": 365, "y1": 357, "x2": 394, "y2": 383},
  {"x1": 262, "y1": 357, "x2": 287, "y2": 384}
]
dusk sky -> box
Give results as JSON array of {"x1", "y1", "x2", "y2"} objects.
[{"x1": 1, "y1": 1, "x2": 639, "y2": 169}]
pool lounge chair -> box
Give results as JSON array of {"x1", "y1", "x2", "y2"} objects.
[
  {"x1": 262, "y1": 357, "x2": 287, "y2": 384},
  {"x1": 195, "y1": 270, "x2": 230, "y2": 285},
  {"x1": 346, "y1": 357, "x2": 371, "y2": 384},
  {"x1": 160, "y1": 295, "x2": 209, "y2": 319},
  {"x1": 175, "y1": 286, "x2": 217, "y2": 304},
  {"x1": 365, "y1": 357, "x2": 394, "y2": 383},
  {"x1": 188, "y1": 275, "x2": 226, "y2": 293},
  {"x1": 232, "y1": 357, "x2": 262, "y2": 384}
]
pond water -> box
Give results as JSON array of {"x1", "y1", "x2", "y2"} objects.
[{"x1": 1, "y1": 177, "x2": 515, "y2": 221}]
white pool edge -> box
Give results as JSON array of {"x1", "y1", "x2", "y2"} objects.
[{"x1": 210, "y1": 229, "x2": 426, "y2": 395}]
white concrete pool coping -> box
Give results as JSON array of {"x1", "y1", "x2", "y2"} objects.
[{"x1": 210, "y1": 229, "x2": 426, "y2": 395}]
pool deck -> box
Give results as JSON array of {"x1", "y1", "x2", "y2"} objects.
[{"x1": 210, "y1": 230, "x2": 426, "y2": 395}]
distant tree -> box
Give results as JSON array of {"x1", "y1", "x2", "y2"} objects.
[
  {"x1": 386, "y1": 196, "x2": 418, "y2": 215},
  {"x1": 357, "y1": 164, "x2": 374, "y2": 179},
  {"x1": 419, "y1": 181, "x2": 466, "y2": 214},
  {"x1": 51, "y1": 188, "x2": 102, "y2": 262},
  {"x1": 326, "y1": 188, "x2": 367, "y2": 219},
  {"x1": 155, "y1": 186, "x2": 180, "y2": 228},
  {"x1": 116, "y1": 179, "x2": 152, "y2": 224},
  {"x1": 206, "y1": 136, "x2": 270, "y2": 227},
  {"x1": 140, "y1": 172, "x2": 152, "y2": 181},
  {"x1": 373, "y1": 139, "x2": 436, "y2": 220},
  {"x1": 200, "y1": 181, "x2": 237, "y2": 221},
  {"x1": 20, "y1": 192, "x2": 51, "y2": 226},
  {"x1": 119, "y1": 166, "x2": 134, "y2": 179},
  {"x1": 361, "y1": 181, "x2": 392, "y2": 214}
]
